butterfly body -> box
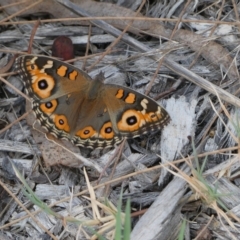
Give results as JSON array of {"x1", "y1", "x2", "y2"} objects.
[{"x1": 16, "y1": 55, "x2": 170, "y2": 149}]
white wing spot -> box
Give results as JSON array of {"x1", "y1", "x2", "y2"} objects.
[
  {"x1": 30, "y1": 57, "x2": 37, "y2": 64},
  {"x1": 141, "y1": 98, "x2": 148, "y2": 110},
  {"x1": 41, "y1": 60, "x2": 54, "y2": 73}
]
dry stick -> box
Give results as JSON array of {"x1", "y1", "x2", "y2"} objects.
[
  {"x1": 232, "y1": 0, "x2": 240, "y2": 32},
  {"x1": 0, "y1": 55, "x2": 17, "y2": 74},
  {"x1": 217, "y1": 211, "x2": 238, "y2": 240},
  {"x1": 86, "y1": 0, "x2": 147, "y2": 72},
  {"x1": 0, "y1": 110, "x2": 32, "y2": 135},
  {"x1": 157, "y1": 56, "x2": 202, "y2": 100},
  {"x1": 57, "y1": 0, "x2": 240, "y2": 108},
  {"x1": 197, "y1": 1, "x2": 219, "y2": 15},
  {"x1": 131, "y1": 208, "x2": 147, "y2": 217},
  {"x1": 194, "y1": 215, "x2": 214, "y2": 240},
  {"x1": 170, "y1": 0, "x2": 192, "y2": 40},
  {"x1": 209, "y1": 0, "x2": 225, "y2": 35},
  {"x1": 0, "y1": 17, "x2": 239, "y2": 26},
  {"x1": 103, "y1": 139, "x2": 126, "y2": 197},
  {"x1": 27, "y1": 20, "x2": 40, "y2": 54},
  {"x1": 165, "y1": 59, "x2": 240, "y2": 106},
  {"x1": 83, "y1": 168, "x2": 101, "y2": 220},
  {"x1": 0, "y1": 70, "x2": 16, "y2": 77},
  {"x1": 0, "y1": 76, "x2": 30, "y2": 101},
  {"x1": 82, "y1": 23, "x2": 92, "y2": 70},
  {"x1": 0, "y1": 0, "x2": 28, "y2": 10},
  {"x1": 198, "y1": 109, "x2": 221, "y2": 146},
  {"x1": 145, "y1": 57, "x2": 165, "y2": 96},
  {"x1": 65, "y1": 49, "x2": 122, "y2": 65},
  {"x1": 0, "y1": 180, "x2": 58, "y2": 240},
  {"x1": 145, "y1": 0, "x2": 192, "y2": 95},
  {"x1": 0, "y1": 49, "x2": 28, "y2": 55},
  {"x1": 154, "y1": 78, "x2": 182, "y2": 100},
  {"x1": 0, "y1": 145, "x2": 238, "y2": 230},
  {"x1": 0, "y1": 0, "x2": 42, "y2": 23},
  {"x1": 96, "y1": 143, "x2": 123, "y2": 185}
]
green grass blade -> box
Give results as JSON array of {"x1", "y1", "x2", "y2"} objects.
[
  {"x1": 178, "y1": 218, "x2": 186, "y2": 240},
  {"x1": 123, "y1": 198, "x2": 131, "y2": 240}
]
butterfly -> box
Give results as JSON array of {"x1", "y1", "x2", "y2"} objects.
[{"x1": 16, "y1": 55, "x2": 170, "y2": 149}]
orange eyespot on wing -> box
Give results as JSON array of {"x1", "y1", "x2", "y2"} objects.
[
  {"x1": 76, "y1": 126, "x2": 97, "y2": 139},
  {"x1": 100, "y1": 122, "x2": 114, "y2": 139},
  {"x1": 117, "y1": 109, "x2": 143, "y2": 132},
  {"x1": 32, "y1": 76, "x2": 55, "y2": 99},
  {"x1": 54, "y1": 114, "x2": 70, "y2": 132},
  {"x1": 40, "y1": 100, "x2": 58, "y2": 114},
  {"x1": 117, "y1": 106, "x2": 166, "y2": 134}
]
